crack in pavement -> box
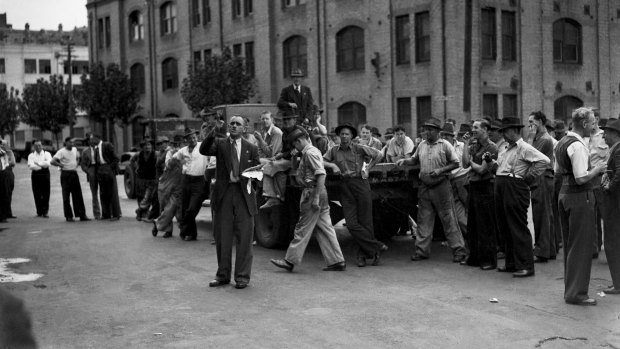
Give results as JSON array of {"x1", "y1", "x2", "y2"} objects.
[{"x1": 534, "y1": 336, "x2": 587, "y2": 348}]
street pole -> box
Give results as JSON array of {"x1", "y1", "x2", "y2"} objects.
[{"x1": 67, "y1": 42, "x2": 74, "y2": 137}]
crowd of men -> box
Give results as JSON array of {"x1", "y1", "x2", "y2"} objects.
[{"x1": 0, "y1": 69, "x2": 618, "y2": 305}]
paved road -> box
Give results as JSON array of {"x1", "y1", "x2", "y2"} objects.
[{"x1": 1, "y1": 163, "x2": 619, "y2": 348}]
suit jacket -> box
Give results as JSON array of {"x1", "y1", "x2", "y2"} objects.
[
  {"x1": 277, "y1": 84, "x2": 314, "y2": 119},
  {"x1": 200, "y1": 130, "x2": 260, "y2": 215},
  {"x1": 80, "y1": 147, "x2": 96, "y2": 176},
  {"x1": 101, "y1": 142, "x2": 119, "y2": 172},
  {"x1": 602, "y1": 142, "x2": 620, "y2": 216}
]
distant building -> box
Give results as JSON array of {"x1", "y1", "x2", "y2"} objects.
[
  {"x1": 86, "y1": 0, "x2": 620, "y2": 150},
  {"x1": 0, "y1": 13, "x2": 90, "y2": 149}
]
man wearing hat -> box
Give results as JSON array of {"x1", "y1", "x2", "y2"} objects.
[
  {"x1": 487, "y1": 117, "x2": 550, "y2": 278},
  {"x1": 588, "y1": 109, "x2": 610, "y2": 258},
  {"x1": 396, "y1": 117, "x2": 467, "y2": 263},
  {"x1": 173, "y1": 128, "x2": 210, "y2": 241},
  {"x1": 277, "y1": 68, "x2": 314, "y2": 120},
  {"x1": 201, "y1": 116, "x2": 260, "y2": 289},
  {"x1": 554, "y1": 107, "x2": 606, "y2": 305},
  {"x1": 323, "y1": 123, "x2": 387, "y2": 267},
  {"x1": 600, "y1": 118, "x2": 620, "y2": 295},
  {"x1": 385, "y1": 125, "x2": 414, "y2": 163},
  {"x1": 527, "y1": 111, "x2": 557, "y2": 263},
  {"x1": 271, "y1": 126, "x2": 346, "y2": 272},
  {"x1": 441, "y1": 123, "x2": 469, "y2": 237}
]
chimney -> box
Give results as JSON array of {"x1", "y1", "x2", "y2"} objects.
[
  {"x1": 58, "y1": 23, "x2": 63, "y2": 32},
  {"x1": 25, "y1": 22, "x2": 29, "y2": 31}
]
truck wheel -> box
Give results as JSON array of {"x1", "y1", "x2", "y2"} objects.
[
  {"x1": 124, "y1": 170, "x2": 136, "y2": 199},
  {"x1": 372, "y1": 199, "x2": 403, "y2": 241},
  {"x1": 256, "y1": 205, "x2": 285, "y2": 249},
  {"x1": 328, "y1": 201, "x2": 344, "y2": 225}
]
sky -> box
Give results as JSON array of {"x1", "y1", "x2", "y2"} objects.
[{"x1": 1, "y1": 0, "x2": 88, "y2": 31}]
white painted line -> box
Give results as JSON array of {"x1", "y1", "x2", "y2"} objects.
[
  {"x1": 0, "y1": 258, "x2": 43, "y2": 283},
  {"x1": 27, "y1": 231, "x2": 43, "y2": 234}
]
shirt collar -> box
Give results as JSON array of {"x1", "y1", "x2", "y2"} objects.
[
  {"x1": 566, "y1": 131, "x2": 587, "y2": 145},
  {"x1": 265, "y1": 124, "x2": 274, "y2": 136},
  {"x1": 301, "y1": 143, "x2": 313, "y2": 155}
]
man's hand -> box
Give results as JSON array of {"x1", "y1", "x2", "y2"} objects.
[
  {"x1": 215, "y1": 119, "x2": 225, "y2": 129},
  {"x1": 395, "y1": 159, "x2": 407, "y2": 167},
  {"x1": 254, "y1": 131, "x2": 264, "y2": 142},
  {"x1": 331, "y1": 166, "x2": 341, "y2": 175},
  {"x1": 288, "y1": 102, "x2": 298, "y2": 109},
  {"x1": 362, "y1": 167, "x2": 369, "y2": 179},
  {"x1": 594, "y1": 163, "x2": 607, "y2": 176},
  {"x1": 430, "y1": 168, "x2": 443, "y2": 177},
  {"x1": 311, "y1": 194, "x2": 320, "y2": 210}
]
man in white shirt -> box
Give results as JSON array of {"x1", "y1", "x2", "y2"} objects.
[
  {"x1": 51, "y1": 137, "x2": 90, "y2": 222},
  {"x1": 27, "y1": 139, "x2": 52, "y2": 218},
  {"x1": 588, "y1": 110, "x2": 610, "y2": 258},
  {"x1": 441, "y1": 123, "x2": 469, "y2": 237},
  {"x1": 385, "y1": 125, "x2": 414, "y2": 163}
]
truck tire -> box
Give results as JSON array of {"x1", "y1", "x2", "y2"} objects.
[
  {"x1": 124, "y1": 169, "x2": 136, "y2": 199},
  {"x1": 255, "y1": 205, "x2": 285, "y2": 249}
]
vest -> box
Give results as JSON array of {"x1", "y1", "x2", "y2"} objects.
[{"x1": 555, "y1": 135, "x2": 594, "y2": 193}]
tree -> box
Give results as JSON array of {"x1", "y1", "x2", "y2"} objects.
[
  {"x1": 181, "y1": 49, "x2": 255, "y2": 114},
  {"x1": 75, "y1": 62, "x2": 140, "y2": 142},
  {"x1": 19, "y1": 75, "x2": 73, "y2": 148},
  {"x1": 0, "y1": 86, "x2": 21, "y2": 141}
]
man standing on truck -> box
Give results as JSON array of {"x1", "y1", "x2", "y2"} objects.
[
  {"x1": 323, "y1": 123, "x2": 388, "y2": 267},
  {"x1": 27, "y1": 139, "x2": 52, "y2": 218},
  {"x1": 396, "y1": 118, "x2": 467, "y2": 263},
  {"x1": 277, "y1": 69, "x2": 314, "y2": 120},
  {"x1": 271, "y1": 126, "x2": 346, "y2": 272},
  {"x1": 254, "y1": 111, "x2": 283, "y2": 160}
]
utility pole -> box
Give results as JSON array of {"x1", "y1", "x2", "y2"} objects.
[{"x1": 67, "y1": 42, "x2": 74, "y2": 137}]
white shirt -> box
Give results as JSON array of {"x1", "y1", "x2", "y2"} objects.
[
  {"x1": 97, "y1": 141, "x2": 106, "y2": 164},
  {"x1": 173, "y1": 142, "x2": 209, "y2": 176},
  {"x1": 555, "y1": 131, "x2": 589, "y2": 179},
  {"x1": 53, "y1": 147, "x2": 80, "y2": 171},
  {"x1": 450, "y1": 140, "x2": 469, "y2": 177},
  {"x1": 28, "y1": 150, "x2": 52, "y2": 171}
]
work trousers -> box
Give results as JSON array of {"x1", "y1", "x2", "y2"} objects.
[
  {"x1": 136, "y1": 178, "x2": 157, "y2": 218},
  {"x1": 339, "y1": 178, "x2": 384, "y2": 258},
  {"x1": 6, "y1": 168, "x2": 14, "y2": 216},
  {"x1": 285, "y1": 187, "x2": 345, "y2": 266},
  {"x1": 450, "y1": 174, "x2": 468, "y2": 237},
  {"x1": 601, "y1": 190, "x2": 620, "y2": 289},
  {"x1": 179, "y1": 175, "x2": 204, "y2": 239},
  {"x1": 214, "y1": 183, "x2": 254, "y2": 284},
  {"x1": 532, "y1": 173, "x2": 556, "y2": 259},
  {"x1": 466, "y1": 180, "x2": 497, "y2": 267},
  {"x1": 31, "y1": 169, "x2": 50, "y2": 216},
  {"x1": 553, "y1": 173, "x2": 563, "y2": 253},
  {"x1": 97, "y1": 164, "x2": 121, "y2": 219},
  {"x1": 593, "y1": 185, "x2": 604, "y2": 254},
  {"x1": 415, "y1": 180, "x2": 466, "y2": 258},
  {"x1": 495, "y1": 177, "x2": 534, "y2": 271},
  {"x1": 85, "y1": 167, "x2": 101, "y2": 219},
  {"x1": 0, "y1": 170, "x2": 10, "y2": 220},
  {"x1": 262, "y1": 159, "x2": 291, "y2": 200},
  {"x1": 60, "y1": 171, "x2": 86, "y2": 219},
  {"x1": 559, "y1": 190, "x2": 596, "y2": 302},
  {"x1": 156, "y1": 191, "x2": 182, "y2": 234}
]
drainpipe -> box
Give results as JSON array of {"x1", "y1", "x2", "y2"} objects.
[
  {"x1": 316, "y1": 0, "x2": 322, "y2": 108},
  {"x1": 389, "y1": 0, "x2": 395, "y2": 127},
  {"x1": 218, "y1": 0, "x2": 224, "y2": 50},
  {"x1": 441, "y1": 0, "x2": 447, "y2": 120}
]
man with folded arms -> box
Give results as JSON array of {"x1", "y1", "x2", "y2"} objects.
[
  {"x1": 488, "y1": 117, "x2": 549, "y2": 278},
  {"x1": 271, "y1": 126, "x2": 346, "y2": 272},
  {"x1": 396, "y1": 117, "x2": 467, "y2": 263},
  {"x1": 600, "y1": 118, "x2": 620, "y2": 295}
]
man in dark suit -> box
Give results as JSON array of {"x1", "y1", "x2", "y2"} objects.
[
  {"x1": 90, "y1": 134, "x2": 122, "y2": 221},
  {"x1": 277, "y1": 68, "x2": 314, "y2": 120},
  {"x1": 601, "y1": 119, "x2": 620, "y2": 294},
  {"x1": 200, "y1": 115, "x2": 260, "y2": 289},
  {"x1": 80, "y1": 134, "x2": 101, "y2": 219}
]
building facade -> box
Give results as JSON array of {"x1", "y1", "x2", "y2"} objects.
[
  {"x1": 0, "y1": 14, "x2": 90, "y2": 149},
  {"x1": 86, "y1": 0, "x2": 620, "y2": 149}
]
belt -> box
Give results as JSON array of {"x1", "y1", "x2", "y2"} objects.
[{"x1": 496, "y1": 173, "x2": 523, "y2": 179}]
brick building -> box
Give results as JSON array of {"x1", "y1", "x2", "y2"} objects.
[{"x1": 86, "y1": 0, "x2": 620, "y2": 150}]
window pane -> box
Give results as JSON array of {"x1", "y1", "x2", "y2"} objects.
[
  {"x1": 416, "y1": 96, "x2": 432, "y2": 131},
  {"x1": 396, "y1": 15, "x2": 410, "y2": 65},
  {"x1": 502, "y1": 94, "x2": 517, "y2": 117},
  {"x1": 338, "y1": 102, "x2": 366, "y2": 127},
  {"x1": 483, "y1": 94, "x2": 498, "y2": 118},
  {"x1": 415, "y1": 12, "x2": 430, "y2": 62},
  {"x1": 336, "y1": 26, "x2": 364, "y2": 71},
  {"x1": 39, "y1": 59, "x2": 51, "y2": 74},
  {"x1": 25, "y1": 59, "x2": 37, "y2": 74},
  {"x1": 502, "y1": 11, "x2": 516, "y2": 61},
  {"x1": 397, "y1": 98, "x2": 412, "y2": 131},
  {"x1": 481, "y1": 8, "x2": 496, "y2": 59}
]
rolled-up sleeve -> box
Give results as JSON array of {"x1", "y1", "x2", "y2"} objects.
[
  {"x1": 306, "y1": 148, "x2": 326, "y2": 176},
  {"x1": 567, "y1": 143, "x2": 589, "y2": 179}
]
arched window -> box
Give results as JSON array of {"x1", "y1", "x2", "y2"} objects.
[
  {"x1": 554, "y1": 95, "x2": 583, "y2": 122},
  {"x1": 338, "y1": 102, "x2": 366, "y2": 128},
  {"x1": 162, "y1": 57, "x2": 178, "y2": 90},
  {"x1": 553, "y1": 19, "x2": 581, "y2": 64},
  {"x1": 160, "y1": 2, "x2": 177, "y2": 36},
  {"x1": 130, "y1": 63, "x2": 145, "y2": 95},
  {"x1": 336, "y1": 26, "x2": 365, "y2": 72},
  {"x1": 131, "y1": 116, "x2": 146, "y2": 147},
  {"x1": 129, "y1": 11, "x2": 144, "y2": 41},
  {"x1": 283, "y1": 35, "x2": 307, "y2": 77}
]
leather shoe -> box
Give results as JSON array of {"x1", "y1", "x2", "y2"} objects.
[
  {"x1": 533, "y1": 256, "x2": 548, "y2": 263},
  {"x1": 497, "y1": 251, "x2": 506, "y2": 260},
  {"x1": 357, "y1": 256, "x2": 367, "y2": 267},
  {"x1": 603, "y1": 286, "x2": 620, "y2": 295},
  {"x1": 8, "y1": 215, "x2": 17, "y2": 219},
  {"x1": 411, "y1": 254, "x2": 428, "y2": 261},
  {"x1": 260, "y1": 198, "x2": 281, "y2": 210},
  {"x1": 152, "y1": 226, "x2": 158, "y2": 237},
  {"x1": 452, "y1": 255, "x2": 466, "y2": 263},
  {"x1": 379, "y1": 244, "x2": 388, "y2": 252},
  {"x1": 209, "y1": 279, "x2": 230, "y2": 287},
  {"x1": 271, "y1": 259, "x2": 294, "y2": 272},
  {"x1": 235, "y1": 282, "x2": 248, "y2": 289},
  {"x1": 497, "y1": 265, "x2": 516, "y2": 273},
  {"x1": 80, "y1": 217, "x2": 91, "y2": 222},
  {"x1": 66, "y1": 218, "x2": 75, "y2": 222},
  {"x1": 163, "y1": 232, "x2": 172, "y2": 238},
  {"x1": 565, "y1": 298, "x2": 597, "y2": 306},
  {"x1": 323, "y1": 262, "x2": 346, "y2": 271},
  {"x1": 371, "y1": 253, "x2": 381, "y2": 266},
  {"x1": 183, "y1": 236, "x2": 197, "y2": 241},
  {"x1": 480, "y1": 264, "x2": 496, "y2": 271},
  {"x1": 512, "y1": 269, "x2": 535, "y2": 278},
  {"x1": 109, "y1": 217, "x2": 120, "y2": 221}
]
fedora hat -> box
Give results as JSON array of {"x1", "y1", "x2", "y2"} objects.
[
  {"x1": 423, "y1": 117, "x2": 442, "y2": 130},
  {"x1": 489, "y1": 119, "x2": 502, "y2": 130},
  {"x1": 601, "y1": 119, "x2": 620, "y2": 135},
  {"x1": 544, "y1": 119, "x2": 555, "y2": 130},
  {"x1": 335, "y1": 123, "x2": 358, "y2": 139},
  {"x1": 440, "y1": 123, "x2": 456, "y2": 136},
  {"x1": 184, "y1": 128, "x2": 198, "y2": 138},
  {"x1": 498, "y1": 117, "x2": 525, "y2": 131},
  {"x1": 290, "y1": 68, "x2": 304, "y2": 77},
  {"x1": 286, "y1": 126, "x2": 308, "y2": 144},
  {"x1": 458, "y1": 123, "x2": 472, "y2": 135},
  {"x1": 156, "y1": 136, "x2": 169, "y2": 144}
]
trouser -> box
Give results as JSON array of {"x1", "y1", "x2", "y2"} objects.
[
  {"x1": 593, "y1": 184, "x2": 604, "y2": 253},
  {"x1": 559, "y1": 190, "x2": 596, "y2": 302},
  {"x1": 415, "y1": 180, "x2": 466, "y2": 258},
  {"x1": 156, "y1": 189, "x2": 182, "y2": 234},
  {"x1": 97, "y1": 164, "x2": 121, "y2": 219},
  {"x1": 6, "y1": 168, "x2": 14, "y2": 216},
  {"x1": 339, "y1": 178, "x2": 384, "y2": 258},
  {"x1": 203, "y1": 168, "x2": 216, "y2": 200},
  {"x1": 466, "y1": 180, "x2": 497, "y2": 267},
  {"x1": 179, "y1": 175, "x2": 205, "y2": 239},
  {"x1": 601, "y1": 191, "x2": 620, "y2": 289},
  {"x1": 553, "y1": 173, "x2": 563, "y2": 252},
  {"x1": 214, "y1": 183, "x2": 254, "y2": 284},
  {"x1": 262, "y1": 159, "x2": 291, "y2": 200},
  {"x1": 532, "y1": 173, "x2": 556, "y2": 259},
  {"x1": 136, "y1": 178, "x2": 157, "y2": 218},
  {"x1": 86, "y1": 167, "x2": 101, "y2": 218},
  {"x1": 494, "y1": 177, "x2": 533, "y2": 271},
  {"x1": 31, "y1": 169, "x2": 50, "y2": 216},
  {"x1": 0, "y1": 170, "x2": 10, "y2": 220},
  {"x1": 60, "y1": 171, "x2": 86, "y2": 219},
  {"x1": 285, "y1": 187, "x2": 345, "y2": 266},
  {"x1": 450, "y1": 174, "x2": 468, "y2": 237}
]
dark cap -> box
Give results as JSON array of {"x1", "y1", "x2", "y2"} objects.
[
  {"x1": 335, "y1": 123, "x2": 358, "y2": 139},
  {"x1": 422, "y1": 117, "x2": 442, "y2": 130},
  {"x1": 184, "y1": 128, "x2": 199, "y2": 138},
  {"x1": 286, "y1": 126, "x2": 308, "y2": 144},
  {"x1": 156, "y1": 136, "x2": 170, "y2": 144},
  {"x1": 489, "y1": 119, "x2": 502, "y2": 130},
  {"x1": 498, "y1": 117, "x2": 525, "y2": 131},
  {"x1": 458, "y1": 123, "x2": 472, "y2": 135},
  {"x1": 290, "y1": 68, "x2": 304, "y2": 77},
  {"x1": 601, "y1": 119, "x2": 620, "y2": 135},
  {"x1": 440, "y1": 123, "x2": 456, "y2": 136}
]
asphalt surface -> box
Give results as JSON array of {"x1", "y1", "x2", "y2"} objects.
[{"x1": 1, "y1": 163, "x2": 619, "y2": 348}]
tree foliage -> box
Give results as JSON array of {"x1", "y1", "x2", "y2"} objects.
[
  {"x1": 0, "y1": 86, "x2": 21, "y2": 138},
  {"x1": 181, "y1": 49, "x2": 255, "y2": 114},
  {"x1": 19, "y1": 75, "x2": 73, "y2": 146}
]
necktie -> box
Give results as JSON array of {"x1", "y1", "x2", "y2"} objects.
[
  {"x1": 295, "y1": 86, "x2": 300, "y2": 94},
  {"x1": 231, "y1": 140, "x2": 240, "y2": 179},
  {"x1": 95, "y1": 146, "x2": 100, "y2": 165}
]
